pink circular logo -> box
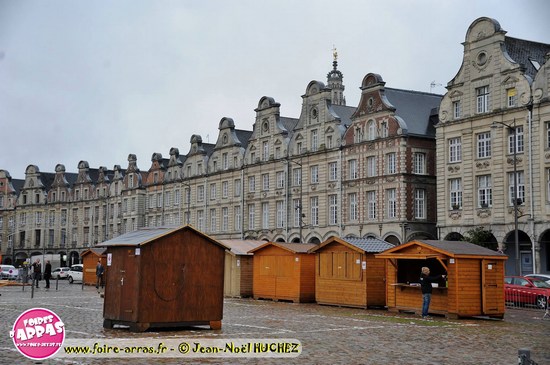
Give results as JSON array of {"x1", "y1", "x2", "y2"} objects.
[{"x1": 10, "y1": 308, "x2": 65, "y2": 360}]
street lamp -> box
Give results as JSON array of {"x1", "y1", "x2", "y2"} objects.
[{"x1": 492, "y1": 119, "x2": 520, "y2": 275}]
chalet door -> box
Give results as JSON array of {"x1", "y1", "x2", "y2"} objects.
[
  {"x1": 481, "y1": 260, "x2": 501, "y2": 315},
  {"x1": 116, "y1": 250, "x2": 139, "y2": 322}
]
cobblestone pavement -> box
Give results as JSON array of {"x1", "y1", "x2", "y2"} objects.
[{"x1": 1, "y1": 281, "x2": 548, "y2": 365}]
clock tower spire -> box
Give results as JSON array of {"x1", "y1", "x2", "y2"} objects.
[{"x1": 327, "y1": 46, "x2": 346, "y2": 106}]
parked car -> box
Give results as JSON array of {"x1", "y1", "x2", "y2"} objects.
[
  {"x1": 51, "y1": 267, "x2": 71, "y2": 280},
  {"x1": 67, "y1": 264, "x2": 83, "y2": 284},
  {"x1": 525, "y1": 273, "x2": 550, "y2": 285},
  {"x1": 504, "y1": 276, "x2": 550, "y2": 309},
  {"x1": 0, "y1": 265, "x2": 19, "y2": 280}
]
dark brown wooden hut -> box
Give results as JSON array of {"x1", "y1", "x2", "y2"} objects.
[{"x1": 99, "y1": 225, "x2": 228, "y2": 332}]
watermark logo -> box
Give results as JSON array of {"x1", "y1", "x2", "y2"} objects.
[{"x1": 10, "y1": 308, "x2": 65, "y2": 360}]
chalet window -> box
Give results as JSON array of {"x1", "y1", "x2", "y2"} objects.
[
  {"x1": 477, "y1": 175, "x2": 492, "y2": 208},
  {"x1": 477, "y1": 132, "x2": 491, "y2": 159},
  {"x1": 318, "y1": 252, "x2": 361, "y2": 280}
]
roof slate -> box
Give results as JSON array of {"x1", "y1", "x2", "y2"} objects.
[
  {"x1": 342, "y1": 237, "x2": 395, "y2": 253},
  {"x1": 504, "y1": 36, "x2": 550, "y2": 80},
  {"x1": 418, "y1": 240, "x2": 506, "y2": 257}
]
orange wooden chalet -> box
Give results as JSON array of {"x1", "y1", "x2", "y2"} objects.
[
  {"x1": 249, "y1": 242, "x2": 316, "y2": 303},
  {"x1": 220, "y1": 240, "x2": 264, "y2": 298},
  {"x1": 376, "y1": 240, "x2": 507, "y2": 319},
  {"x1": 99, "y1": 225, "x2": 229, "y2": 332},
  {"x1": 309, "y1": 236, "x2": 394, "y2": 309},
  {"x1": 80, "y1": 248, "x2": 107, "y2": 286}
]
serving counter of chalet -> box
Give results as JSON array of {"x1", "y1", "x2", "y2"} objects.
[
  {"x1": 309, "y1": 237, "x2": 394, "y2": 309},
  {"x1": 80, "y1": 248, "x2": 107, "y2": 286},
  {"x1": 219, "y1": 240, "x2": 264, "y2": 298},
  {"x1": 376, "y1": 240, "x2": 507, "y2": 319},
  {"x1": 98, "y1": 225, "x2": 229, "y2": 332},
  {"x1": 249, "y1": 242, "x2": 316, "y2": 303}
]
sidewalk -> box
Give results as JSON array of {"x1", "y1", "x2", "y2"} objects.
[{"x1": 1, "y1": 281, "x2": 548, "y2": 365}]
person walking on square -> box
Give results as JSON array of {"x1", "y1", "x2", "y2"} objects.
[
  {"x1": 420, "y1": 267, "x2": 445, "y2": 319},
  {"x1": 96, "y1": 259, "x2": 104, "y2": 289},
  {"x1": 44, "y1": 260, "x2": 52, "y2": 289},
  {"x1": 32, "y1": 259, "x2": 41, "y2": 288}
]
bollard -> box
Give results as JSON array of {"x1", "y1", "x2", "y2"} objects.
[
  {"x1": 31, "y1": 281, "x2": 34, "y2": 299},
  {"x1": 56, "y1": 276, "x2": 59, "y2": 291},
  {"x1": 518, "y1": 348, "x2": 530, "y2": 365}
]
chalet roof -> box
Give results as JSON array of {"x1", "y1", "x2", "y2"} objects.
[
  {"x1": 80, "y1": 247, "x2": 107, "y2": 257},
  {"x1": 249, "y1": 242, "x2": 317, "y2": 254},
  {"x1": 220, "y1": 239, "x2": 265, "y2": 256},
  {"x1": 504, "y1": 36, "x2": 550, "y2": 80},
  {"x1": 384, "y1": 88, "x2": 442, "y2": 138},
  {"x1": 310, "y1": 236, "x2": 393, "y2": 253},
  {"x1": 98, "y1": 225, "x2": 230, "y2": 250},
  {"x1": 377, "y1": 239, "x2": 507, "y2": 259}
]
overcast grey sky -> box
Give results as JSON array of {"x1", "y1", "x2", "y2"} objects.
[{"x1": 1, "y1": 0, "x2": 549, "y2": 179}]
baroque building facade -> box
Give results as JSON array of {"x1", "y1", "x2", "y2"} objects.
[
  {"x1": 436, "y1": 17, "x2": 550, "y2": 275},
  {"x1": 2, "y1": 18, "x2": 549, "y2": 276}
]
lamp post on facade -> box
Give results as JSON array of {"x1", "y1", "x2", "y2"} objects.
[{"x1": 492, "y1": 119, "x2": 521, "y2": 275}]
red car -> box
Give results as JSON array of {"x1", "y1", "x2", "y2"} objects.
[{"x1": 504, "y1": 276, "x2": 550, "y2": 309}]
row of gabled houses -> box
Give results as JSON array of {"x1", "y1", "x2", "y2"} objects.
[{"x1": 1, "y1": 17, "x2": 549, "y2": 276}]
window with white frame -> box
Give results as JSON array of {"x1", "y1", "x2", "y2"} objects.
[
  {"x1": 149, "y1": 194, "x2": 156, "y2": 208},
  {"x1": 293, "y1": 198, "x2": 301, "y2": 227},
  {"x1": 222, "y1": 181, "x2": 229, "y2": 198},
  {"x1": 476, "y1": 85, "x2": 489, "y2": 113},
  {"x1": 387, "y1": 153, "x2": 396, "y2": 174},
  {"x1": 507, "y1": 88, "x2": 517, "y2": 108},
  {"x1": 311, "y1": 129, "x2": 319, "y2": 152},
  {"x1": 262, "y1": 202, "x2": 269, "y2": 229},
  {"x1": 293, "y1": 168, "x2": 302, "y2": 186},
  {"x1": 354, "y1": 126, "x2": 363, "y2": 143},
  {"x1": 310, "y1": 196, "x2": 319, "y2": 226},
  {"x1": 262, "y1": 173, "x2": 269, "y2": 191},
  {"x1": 386, "y1": 189, "x2": 397, "y2": 219},
  {"x1": 329, "y1": 162, "x2": 338, "y2": 181},
  {"x1": 508, "y1": 171, "x2": 525, "y2": 206},
  {"x1": 449, "y1": 178, "x2": 462, "y2": 208},
  {"x1": 349, "y1": 193, "x2": 358, "y2": 221},
  {"x1": 367, "y1": 191, "x2": 376, "y2": 219},
  {"x1": 477, "y1": 132, "x2": 491, "y2": 158},
  {"x1": 508, "y1": 126, "x2": 524, "y2": 154},
  {"x1": 453, "y1": 100, "x2": 461, "y2": 119},
  {"x1": 174, "y1": 189, "x2": 181, "y2": 205},
  {"x1": 326, "y1": 135, "x2": 333, "y2": 149},
  {"x1": 210, "y1": 183, "x2": 217, "y2": 200},
  {"x1": 275, "y1": 147, "x2": 281, "y2": 159},
  {"x1": 157, "y1": 193, "x2": 162, "y2": 207},
  {"x1": 248, "y1": 176, "x2": 256, "y2": 192},
  {"x1": 234, "y1": 179, "x2": 241, "y2": 196},
  {"x1": 367, "y1": 156, "x2": 377, "y2": 177},
  {"x1": 234, "y1": 206, "x2": 241, "y2": 230},
  {"x1": 222, "y1": 153, "x2": 228, "y2": 170},
  {"x1": 276, "y1": 200, "x2": 284, "y2": 228},
  {"x1": 197, "y1": 210, "x2": 204, "y2": 231},
  {"x1": 262, "y1": 141, "x2": 269, "y2": 161},
  {"x1": 296, "y1": 142, "x2": 302, "y2": 154},
  {"x1": 310, "y1": 165, "x2": 319, "y2": 184},
  {"x1": 413, "y1": 153, "x2": 426, "y2": 174},
  {"x1": 477, "y1": 175, "x2": 492, "y2": 208},
  {"x1": 546, "y1": 122, "x2": 550, "y2": 148},
  {"x1": 414, "y1": 189, "x2": 426, "y2": 219},
  {"x1": 449, "y1": 137, "x2": 462, "y2": 163},
  {"x1": 329, "y1": 194, "x2": 338, "y2": 225},
  {"x1": 197, "y1": 185, "x2": 205, "y2": 201},
  {"x1": 165, "y1": 191, "x2": 171, "y2": 207},
  {"x1": 276, "y1": 171, "x2": 285, "y2": 188},
  {"x1": 248, "y1": 204, "x2": 255, "y2": 230},
  {"x1": 381, "y1": 121, "x2": 389, "y2": 138},
  {"x1": 367, "y1": 120, "x2": 376, "y2": 140},
  {"x1": 349, "y1": 159, "x2": 358, "y2": 179},
  {"x1": 547, "y1": 168, "x2": 550, "y2": 202}
]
